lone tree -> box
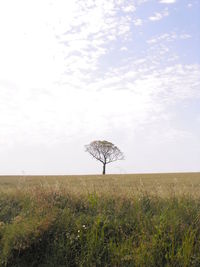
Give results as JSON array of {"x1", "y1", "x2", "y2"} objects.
[{"x1": 85, "y1": 140, "x2": 124, "y2": 175}]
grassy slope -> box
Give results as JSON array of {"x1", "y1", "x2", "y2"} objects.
[{"x1": 0, "y1": 173, "x2": 200, "y2": 266}]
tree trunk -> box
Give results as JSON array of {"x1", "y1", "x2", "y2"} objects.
[{"x1": 102, "y1": 163, "x2": 106, "y2": 175}]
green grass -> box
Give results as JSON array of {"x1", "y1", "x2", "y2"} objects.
[{"x1": 0, "y1": 173, "x2": 200, "y2": 266}]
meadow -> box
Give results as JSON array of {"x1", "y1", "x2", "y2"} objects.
[{"x1": 0, "y1": 173, "x2": 200, "y2": 266}]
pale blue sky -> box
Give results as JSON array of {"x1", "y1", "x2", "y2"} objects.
[{"x1": 0, "y1": 0, "x2": 199, "y2": 174}]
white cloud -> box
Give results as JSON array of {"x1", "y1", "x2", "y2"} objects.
[
  {"x1": 159, "y1": 0, "x2": 176, "y2": 3},
  {"x1": 0, "y1": 0, "x2": 199, "y2": 174},
  {"x1": 122, "y1": 4, "x2": 136, "y2": 13},
  {"x1": 147, "y1": 32, "x2": 191, "y2": 44},
  {"x1": 133, "y1": 18, "x2": 143, "y2": 26},
  {"x1": 180, "y1": 34, "x2": 192, "y2": 39},
  {"x1": 0, "y1": 0, "x2": 138, "y2": 92},
  {"x1": 1, "y1": 62, "x2": 199, "y2": 147},
  {"x1": 149, "y1": 10, "x2": 169, "y2": 21},
  {"x1": 147, "y1": 33, "x2": 175, "y2": 43},
  {"x1": 120, "y1": 46, "x2": 128, "y2": 51}
]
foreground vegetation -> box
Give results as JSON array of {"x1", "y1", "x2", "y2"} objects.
[{"x1": 0, "y1": 173, "x2": 200, "y2": 266}]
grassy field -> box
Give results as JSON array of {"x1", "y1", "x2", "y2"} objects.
[
  {"x1": 1, "y1": 172, "x2": 200, "y2": 197},
  {"x1": 0, "y1": 173, "x2": 200, "y2": 266}
]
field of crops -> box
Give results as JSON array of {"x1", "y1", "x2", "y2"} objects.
[{"x1": 0, "y1": 173, "x2": 200, "y2": 266}]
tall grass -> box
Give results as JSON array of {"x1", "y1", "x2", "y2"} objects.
[{"x1": 0, "y1": 182, "x2": 200, "y2": 266}]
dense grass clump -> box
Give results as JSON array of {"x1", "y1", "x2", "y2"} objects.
[{"x1": 0, "y1": 186, "x2": 200, "y2": 267}]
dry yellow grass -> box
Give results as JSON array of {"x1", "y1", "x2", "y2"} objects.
[
  {"x1": 0, "y1": 172, "x2": 200, "y2": 197},
  {"x1": 1, "y1": 173, "x2": 200, "y2": 266}
]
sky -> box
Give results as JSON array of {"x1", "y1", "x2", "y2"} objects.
[{"x1": 0, "y1": 0, "x2": 199, "y2": 175}]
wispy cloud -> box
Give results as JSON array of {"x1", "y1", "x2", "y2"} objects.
[
  {"x1": 180, "y1": 33, "x2": 192, "y2": 39},
  {"x1": 1, "y1": 61, "x2": 199, "y2": 146},
  {"x1": 0, "y1": 0, "x2": 199, "y2": 173},
  {"x1": 159, "y1": 0, "x2": 176, "y2": 4},
  {"x1": 120, "y1": 46, "x2": 128, "y2": 51},
  {"x1": 133, "y1": 18, "x2": 143, "y2": 26},
  {"x1": 149, "y1": 10, "x2": 169, "y2": 21},
  {"x1": 147, "y1": 32, "x2": 191, "y2": 44}
]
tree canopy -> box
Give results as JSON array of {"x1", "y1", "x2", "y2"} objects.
[{"x1": 85, "y1": 140, "x2": 124, "y2": 174}]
